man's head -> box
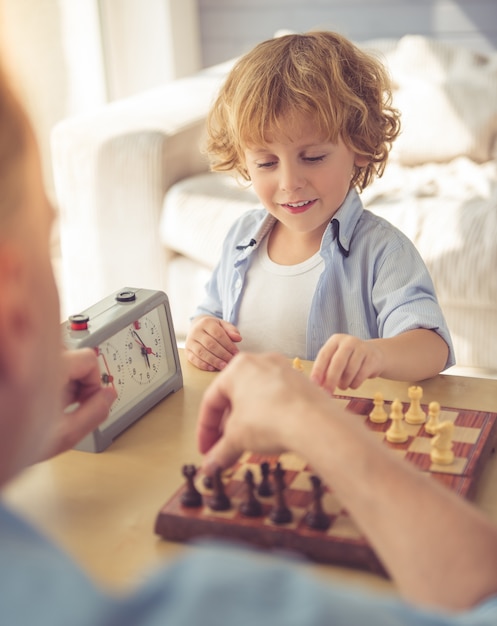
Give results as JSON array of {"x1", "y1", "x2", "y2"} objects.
[
  {"x1": 0, "y1": 61, "x2": 61, "y2": 485},
  {"x1": 205, "y1": 31, "x2": 400, "y2": 190}
]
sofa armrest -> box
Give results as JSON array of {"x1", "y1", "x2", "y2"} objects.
[{"x1": 51, "y1": 64, "x2": 231, "y2": 318}]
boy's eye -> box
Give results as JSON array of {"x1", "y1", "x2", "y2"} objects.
[
  {"x1": 256, "y1": 161, "x2": 277, "y2": 168},
  {"x1": 303, "y1": 155, "x2": 325, "y2": 163}
]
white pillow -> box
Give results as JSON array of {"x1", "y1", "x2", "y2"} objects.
[{"x1": 364, "y1": 35, "x2": 497, "y2": 164}]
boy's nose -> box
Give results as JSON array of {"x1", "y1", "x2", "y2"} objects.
[{"x1": 279, "y1": 164, "x2": 304, "y2": 192}]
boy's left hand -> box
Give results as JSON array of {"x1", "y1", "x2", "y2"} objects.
[{"x1": 310, "y1": 333, "x2": 383, "y2": 393}]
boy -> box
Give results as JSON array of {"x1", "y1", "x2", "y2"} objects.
[{"x1": 186, "y1": 32, "x2": 454, "y2": 392}]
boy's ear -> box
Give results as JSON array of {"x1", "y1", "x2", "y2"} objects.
[
  {"x1": 0, "y1": 243, "x2": 33, "y2": 383},
  {"x1": 354, "y1": 154, "x2": 369, "y2": 167}
]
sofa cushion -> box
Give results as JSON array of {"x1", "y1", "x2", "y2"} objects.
[
  {"x1": 363, "y1": 156, "x2": 497, "y2": 372},
  {"x1": 160, "y1": 172, "x2": 260, "y2": 269}
]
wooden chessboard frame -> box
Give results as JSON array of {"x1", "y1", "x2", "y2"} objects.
[{"x1": 155, "y1": 395, "x2": 497, "y2": 575}]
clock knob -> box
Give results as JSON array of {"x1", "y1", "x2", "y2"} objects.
[
  {"x1": 69, "y1": 314, "x2": 89, "y2": 331},
  {"x1": 116, "y1": 290, "x2": 136, "y2": 303}
]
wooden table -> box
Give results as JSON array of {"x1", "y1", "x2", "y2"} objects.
[{"x1": 4, "y1": 350, "x2": 497, "y2": 594}]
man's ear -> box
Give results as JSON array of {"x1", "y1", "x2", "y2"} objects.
[{"x1": 0, "y1": 242, "x2": 33, "y2": 383}]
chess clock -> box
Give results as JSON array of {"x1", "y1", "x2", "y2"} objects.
[{"x1": 61, "y1": 288, "x2": 183, "y2": 452}]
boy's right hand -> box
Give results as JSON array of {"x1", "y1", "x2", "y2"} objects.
[{"x1": 185, "y1": 316, "x2": 242, "y2": 371}]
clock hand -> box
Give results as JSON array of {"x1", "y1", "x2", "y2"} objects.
[
  {"x1": 132, "y1": 329, "x2": 159, "y2": 357},
  {"x1": 131, "y1": 330, "x2": 151, "y2": 368}
]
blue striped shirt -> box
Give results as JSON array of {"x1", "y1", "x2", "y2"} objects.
[{"x1": 194, "y1": 188, "x2": 455, "y2": 369}]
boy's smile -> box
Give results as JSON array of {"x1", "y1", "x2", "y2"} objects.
[
  {"x1": 281, "y1": 198, "x2": 317, "y2": 214},
  {"x1": 244, "y1": 112, "x2": 367, "y2": 245}
]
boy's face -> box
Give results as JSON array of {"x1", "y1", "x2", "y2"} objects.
[{"x1": 243, "y1": 113, "x2": 367, "y2": 242}]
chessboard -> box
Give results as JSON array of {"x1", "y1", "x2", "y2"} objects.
[{"x1": 155, "y1": 394, "x2": 497, "y2": 575}]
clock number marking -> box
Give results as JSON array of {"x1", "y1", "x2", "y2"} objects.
[{"x1": 125, "y1": 314, "x2": 164, "y2": 385}]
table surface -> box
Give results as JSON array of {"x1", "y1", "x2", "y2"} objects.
[{"x1": 4, "y1": 350, "x2": 497, "y2": 593}]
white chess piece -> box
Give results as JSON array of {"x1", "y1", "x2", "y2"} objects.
[
  {"x1": 386, "y1": 399, "x2": 408, "y2": 443},
  {"x1": 405, "y1": 385, "x2": 426, "y2": 425},
  {"x1": 369, "y1": 392, "x2": 388, "y2": 423},
  {"x1": 425, "y1": 401, "x2": 441, "y2": 435},
  {"x1": 430, "y1": 420, "x2": 455, "y2": 465}
]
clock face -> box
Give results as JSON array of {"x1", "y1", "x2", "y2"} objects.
[{"x1": 95, "y1": 305, "x2": 174, "y2": 428}]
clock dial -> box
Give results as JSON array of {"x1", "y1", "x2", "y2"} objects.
[
  {"x1": 96, "y1": 341, "x2": 126, "y2": 403},
  {"x1": 124, "y1": 310, "x2": 165, "y2": 385}
]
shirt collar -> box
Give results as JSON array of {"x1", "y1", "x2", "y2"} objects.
[
  {"x1": 235, "y1": 213, "x2": 276, "y2": 259},
  {"x1": 323, "y1": 188, "x2": 364, "y2": 257},
  {"x1": 235, "y1": 188, "x2": 363, "y2": 260}
]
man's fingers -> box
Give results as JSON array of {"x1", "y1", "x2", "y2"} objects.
[
  {"x1": 201, "y1": 437, "x2": 243, "y2": 477},
  {"x1": 43, "y1": 386, "x2": 116, "y2": 459}
]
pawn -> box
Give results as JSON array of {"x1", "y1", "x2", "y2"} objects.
[
  {"x1": 405, "y1": 385, "x2": 426, "y2": 425},
  {"x1": 386, "y1": 399, "x2": 408, "y2": 443},
  {"x1": 430, "y1": 420, "x2": 455, "y2": 465},
  {"x1": 239, "y1": 469, "x2": 263, "y2": 517},
  {"x1": 292, "y1": 356, "x2": 304, "y2": 372},
  {"x1": 180, "y1": 464, "x2": 202, "y2": 508},
  {"x1": 304, "y1": 475, "x2": 331, "y2": 531},
  {"x1": 207, "y1": 467, "x2": 231, "y2": 511},
  {"x1": 369, "y1": 392, "x2": 388, "y2": 423},
  {"x1": 425, "y1": 401, "x2": 441, "y2": 435},
  {"x1": 257, "y1": 461, "x2": 273, "y2": 497}
]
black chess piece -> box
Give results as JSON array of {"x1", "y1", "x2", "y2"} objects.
[
  {"x1": 202, "y1": 474, "x2": 213, "y2": 489},
  {"x1": 239, "y1": 469, "x2": 263, "y2": 517},
  {"x1": 269, "y1": 462, "x2": 293, "y2": 524},
  {"x1": 207, "y1": 467, "x2": 231, "y2": 511},
  {"x1": 304, "y1": 475, "x2": 331, "y2": 531},
  {"x1": 257, "y1": 461, "x2": 273, "y2": 497},
  {"x1": 180, "y1": 464, "x2": 203, "y2": 508}
]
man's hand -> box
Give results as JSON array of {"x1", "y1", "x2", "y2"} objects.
[
  {"x1": 39, "y1": 348, "x2": 116, "y2": 460},
  {"x1": 186, "y1": 316, "x2": 242, "y2": 372},
  {"x1": 197, "y1": 352, "x2": 330, "y2": 474}
]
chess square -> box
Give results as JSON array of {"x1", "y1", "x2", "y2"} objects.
[
  {"x1": 279, "y1": 452, "x2": 309, "y2": 472},
  {"x1": 322, "y1": 492, "x2": 344, "y2": 516},
  {"x1": 288, "y1": 470, "x2": 314, "y2": 491},
  {"x1": 452, "y1": 426, "x2": 480, "y2": 444},
  {"x1": 327, "y1": 513, "x2": 363, "y2": 540},
  {"x1": 430, "y1": 457, "x2": 468, "y2": 474}
]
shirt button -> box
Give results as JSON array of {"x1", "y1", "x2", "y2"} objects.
[{"x1": 235, "y1": 278, "x2": 242, "y2": 289}]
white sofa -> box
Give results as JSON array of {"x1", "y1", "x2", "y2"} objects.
[{"x1": 52, "y1": 35, "x2": 497, "y2": 378}]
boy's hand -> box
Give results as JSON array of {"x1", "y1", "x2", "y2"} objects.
[
  {"x1": 310, "y1": 333, "x2": 383, "y2": 393},
  {"x1": 186, "y1": 316, "x2": 242, "y2": 371}
]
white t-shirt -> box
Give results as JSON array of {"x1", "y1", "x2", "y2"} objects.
[{"x1": 236, "y1": 234, "x2": 324, "y2": 357}]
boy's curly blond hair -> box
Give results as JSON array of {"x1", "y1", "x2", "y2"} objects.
[{"x1": 205, "y1": 31, "x2": 400, "y2": 191}]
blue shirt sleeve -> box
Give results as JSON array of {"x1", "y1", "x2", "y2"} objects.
[
  {"x1": 1, "y1": 500, "x2": 496, "y2": 626},
  {"x1": 127, "y1": 542, "x2": 497, "y2": 626}
]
